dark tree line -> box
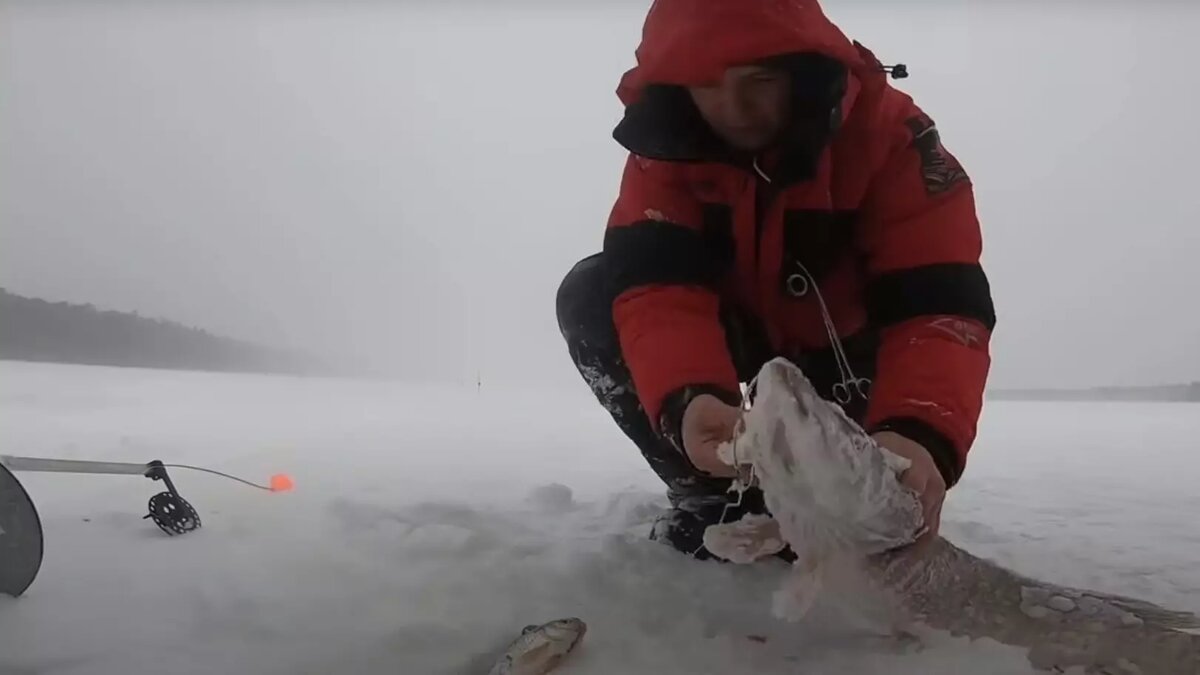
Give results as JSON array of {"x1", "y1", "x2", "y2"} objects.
[
  {"x1": 988, "y1": 383, "x2": 1200, "y2": 403},
  {"x1": 0, "y1": 288, "x2": 325, "y2": 376}
]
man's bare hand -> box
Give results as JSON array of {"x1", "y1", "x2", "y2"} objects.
[
  {"x1": 680, "y1": 394, "x2": 742, "y2": 477},
  {"x1": 872, "y1": 431, "x2": 946, "y2": 548}
]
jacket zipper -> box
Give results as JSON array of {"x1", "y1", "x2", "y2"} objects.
[{"x1": 749, "y1": 159, "x2": 782, "y2": 347}]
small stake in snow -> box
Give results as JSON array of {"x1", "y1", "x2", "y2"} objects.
[{"x1": 0, "y1": 454, "x2": 292, "y2": 597}]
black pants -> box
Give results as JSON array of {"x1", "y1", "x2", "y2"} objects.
[{"x1": 555, "y1": 253, "x2": 877, "y2": 560}]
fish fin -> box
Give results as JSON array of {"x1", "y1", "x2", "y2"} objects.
[{"x1": 1107, "y1": 596, "x2": 1200, "y2": 631}]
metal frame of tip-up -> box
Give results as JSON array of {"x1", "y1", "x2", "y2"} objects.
[
  {"x1": 1, "y1": 455, "x2": 203, "y2": 536},
  {"x1": 0, "y1": 454, "x2": 291, "y2": 598}
]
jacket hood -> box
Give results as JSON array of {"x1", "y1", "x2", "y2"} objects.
[
  {"x1": 616, "y1": 0, "x2": 870, "y2": 106},
  {"x1": 612, "y1": 0, "x2": 887, "y2": 179}
]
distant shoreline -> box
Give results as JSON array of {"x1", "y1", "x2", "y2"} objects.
[
  {"x1": 5, "y1": 287, "x2": 1198, "y2": 397},
  {"x1": 0, "y1": 287, "x2": 338, "y2": 378},
  {"x1": 988, "y1": 385, "x2": 1200, "y2": 403}
]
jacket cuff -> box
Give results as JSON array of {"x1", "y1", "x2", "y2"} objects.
[{"x1": 869, "y1": 416, "x2": 962, "y2": 488}]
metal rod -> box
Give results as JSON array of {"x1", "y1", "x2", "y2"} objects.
[{"x1": 0, "y1": 455, "x2": 150, "y2": 476}]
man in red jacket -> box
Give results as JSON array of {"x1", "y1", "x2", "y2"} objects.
[{"x1": 556, "y1": 0, "x2": 995, "y2": 560}]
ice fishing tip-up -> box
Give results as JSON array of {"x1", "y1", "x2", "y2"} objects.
[{"x1": 0, "y1": 454, "x2": 293, "y2": 598}]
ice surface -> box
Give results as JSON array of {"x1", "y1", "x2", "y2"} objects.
[{"x1": 1, "y1": 360, "x2": 1198, "y2": 674}]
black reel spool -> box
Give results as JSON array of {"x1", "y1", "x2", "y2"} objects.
[{"x1": 143, "y1": 461, "x2": 201, "y2": 536}]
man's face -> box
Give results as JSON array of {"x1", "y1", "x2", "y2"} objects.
[{"x1": 687, "y1": 65, "x2": 792, "y2": 154}]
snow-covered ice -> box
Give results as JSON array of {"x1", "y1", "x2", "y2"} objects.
[{"x1": 1, "y1": 360, "x2": 1197, "y2": 674}]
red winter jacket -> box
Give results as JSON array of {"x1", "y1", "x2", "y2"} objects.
[{"x1": 604, "y1": 0, "x2": 994, "y2": 487}]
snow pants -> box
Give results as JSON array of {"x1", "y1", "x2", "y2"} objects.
[{"x1": 555, "y1": 252, "x2": 875, "y2": 560}]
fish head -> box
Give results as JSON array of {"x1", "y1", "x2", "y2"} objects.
[{"x1": 539, "y1": 617, "x2": 587, "y2": 645}]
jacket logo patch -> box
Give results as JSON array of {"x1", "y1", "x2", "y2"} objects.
[
  {"x1": 928, "y1": 317, "x2": 986, "y2": 347},
  {"x1": 905, "y1": 114, "x2": 969, "y2": 195}
]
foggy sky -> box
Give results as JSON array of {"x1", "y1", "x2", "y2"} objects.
[{"x1": 2, "y1": 1, "x2": 1198, "y2": 390}]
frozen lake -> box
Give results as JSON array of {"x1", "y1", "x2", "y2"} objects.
[{"x1": 1, "y1": 360, "x2": 1197, "y2": 674}]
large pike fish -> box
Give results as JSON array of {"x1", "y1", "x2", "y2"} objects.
[{"x1": 706, "y1": 357, "x2": 1200, "y2": 675}]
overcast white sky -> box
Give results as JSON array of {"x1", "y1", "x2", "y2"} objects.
[{"x1": 2, "y1": 1, "x2": 1197, "y2": 390}]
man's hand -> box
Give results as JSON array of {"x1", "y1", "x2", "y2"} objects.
[
  {"x1": 680, "y1": 394, "x2": 742, "y2": 478},
  {"x1": 872, "y1": 431, "x2": 946, "y2": 547}
]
